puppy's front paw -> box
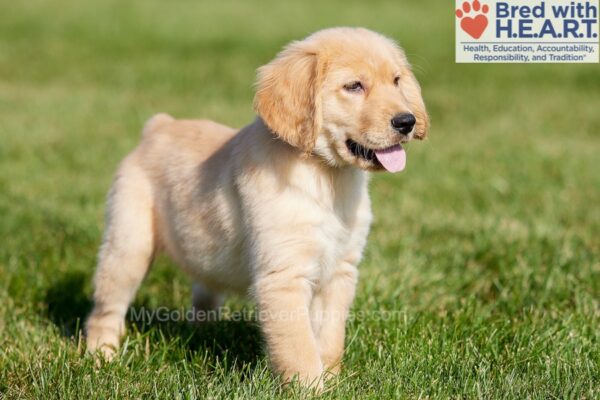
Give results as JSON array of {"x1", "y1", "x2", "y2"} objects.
[
  {"x1": 278, "y1": 361, "x2": 325, "y2": 392},
  {"x1": 85, "y1": 316, "x2": 122, "y2": 361},
  {"x1": 321, "y1": 349, "x2": 344, "y2": 379},
  {"x1": 323, "y1": 362, "x2": 342, "y2": 381},
  {"x1": 87, "y1": 340, "x2": 118, "y2": 362}
]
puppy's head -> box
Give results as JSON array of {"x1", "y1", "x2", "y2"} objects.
[{"x1": 254, "y1": 27, "x2": 429, "y2": 172}]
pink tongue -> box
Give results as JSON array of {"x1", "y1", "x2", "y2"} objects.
[{"x1": 374, "y1": 145, "x2": 406, "y2": 172}]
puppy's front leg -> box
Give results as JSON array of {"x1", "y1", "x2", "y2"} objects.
[
  {"x1": 256, "y1": 273, "x2": 323, "y2": 389},
  {"x1": 311, "y1": 261, "x2": 358, "y2": 376}
]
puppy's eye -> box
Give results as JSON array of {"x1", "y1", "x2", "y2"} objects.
[
  {"x1": 394, "y1": 76, "x2": 401, "y2": 86},
  {"x1": 343, "y1": 81, "x2": 364, "y2": 93}
]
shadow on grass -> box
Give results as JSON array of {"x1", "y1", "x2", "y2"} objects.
[
  {"x1": 128, "y1": 310, "x2": 264, "y2": 371},
  {"x1": 45, "y1": 271, "x2": 93, "y2": 337},
  {"x1": 44, "y1": 271, "x2": 263, "y2": 374}
]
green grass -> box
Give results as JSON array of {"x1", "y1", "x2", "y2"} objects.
[{"x1": 1, "y1": 0, "x2": 599, "y2": 398}]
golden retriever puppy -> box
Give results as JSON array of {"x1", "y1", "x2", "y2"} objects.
[{"x1": 86, "y1": 27, "x2": 428, "y2": 389}]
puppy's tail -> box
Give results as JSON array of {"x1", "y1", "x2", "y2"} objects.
[{"x1": 142, "y1": 113, "x2": 174, "y2": 137}]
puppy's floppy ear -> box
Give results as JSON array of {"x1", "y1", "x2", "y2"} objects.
[
  {"x1": 254, "y1": 42, "x2": 324, "y2": 153},
  {"x1": 403, "y1": 71, "x2": 429, "y2": 140}
]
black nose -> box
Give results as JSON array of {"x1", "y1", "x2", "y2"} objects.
[{"x1": 391, "y1": 113, "x2": 416, "y2": 135}]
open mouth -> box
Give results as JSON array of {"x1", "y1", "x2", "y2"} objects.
[
  {"x1": 346, "y1": 139, "x2": 378, "y2": 163},
  {"x1": 345, "y1": 139, "x2": 407, "y2": 173}
]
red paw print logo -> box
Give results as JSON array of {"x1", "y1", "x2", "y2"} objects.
[{"x1": 456, "y1": 0, "x2": 490, "y2": 39}]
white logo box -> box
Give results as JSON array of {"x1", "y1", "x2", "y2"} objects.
[{"x1": 455, "y1": 0, "x2": 599, "y2": 63}]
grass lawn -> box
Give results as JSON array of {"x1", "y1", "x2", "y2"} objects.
[{"x1": 1, "y1": 0, "x2": 599, "y2": 398}]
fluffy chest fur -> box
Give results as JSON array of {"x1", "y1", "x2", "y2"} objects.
[{"x1": 234, "y1": 124, "x2": 373, "y2": 288}]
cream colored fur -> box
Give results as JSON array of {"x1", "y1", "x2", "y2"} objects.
[{"x1": 86, "y1": 27, "x2": 428, "y2": 390}]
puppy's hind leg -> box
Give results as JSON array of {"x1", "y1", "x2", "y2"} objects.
[
  {"x1": 86, "y1": 160, "x2": 155, "y2": 359},
  {"x1": 191, "y1": 282, "x2": 225, "y2": 324}
]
